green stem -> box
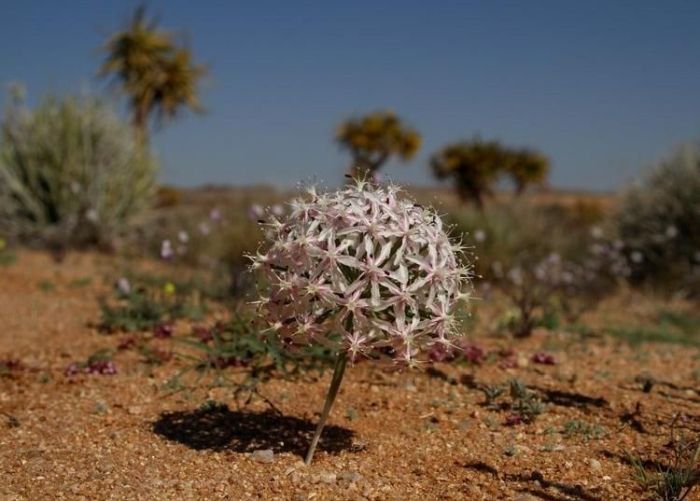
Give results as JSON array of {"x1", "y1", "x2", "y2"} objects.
[{"x1": 305, "y1": 351, "x2": 348, "y2": 465}]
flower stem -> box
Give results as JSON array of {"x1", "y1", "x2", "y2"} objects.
[{"x1": 305, "y1": 351, "x2": 348, "y2": 465}]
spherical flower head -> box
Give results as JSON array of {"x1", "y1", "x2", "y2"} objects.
[{"x1": 251, "y1": 180, "x2": 473, "y2": 367}]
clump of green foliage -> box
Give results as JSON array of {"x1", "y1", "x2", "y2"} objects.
[
  {"x1": 477, "y1": 379, "x2": 545, "y2": 425},
  {"x1": 562, "y1": 419, "x2": 606, "y2": 441},
  {"x1": 630, "y1": 425, "x2": 700, "y2": 501},
  {"x1": 449, "y1": 203, "x2": 620, "y2": 336},
  {"x1": 99, "y1": 280, "x2": 204, "y2": 332},
  {"x1": 0, "y1": 237, "x2": 15, "y2": 267},
  {"x1": 165, "y1": 312, "x2": 335, "y2": 407},
  {"x1": 0, "y1": 90, "x2": 157, "y2": 249},
  {"x1": 603, "y1": 309, "x2": 700, "y2": 347},
  {"x1": 507, "y1": 379, "x2": 545, "y2": 424},
  {"x1": 616, "y1": 142, "x2": 700, "y2": 297}
]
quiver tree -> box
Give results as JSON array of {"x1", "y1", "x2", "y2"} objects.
[
  {"x1": 507, "y1": 148, "x2": 550, "y2": 195},
  {"x1": 430, "y1": 138, "x2": 506, "y2": 209},
  {"x1": 336, "y1": 110, "x2": 421, "y2": 179},
  {"x1": 99, "y1": 6, "x2": 206, "y2": 142}
]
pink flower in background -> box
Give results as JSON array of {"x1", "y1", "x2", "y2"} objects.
[
  {"x1": 198, "y1": 221, "x2": 211, "y2": 235},
  {"x1": 531, "y1": 352, "x2": 556, "y2": 365},
  {"x1": 248, "y1": 204, "x2": 264, "y2": 221},
  {"x1": 153, "y1": 323, "x2": 174, "y2": 339},
  {"x1": 160, "y1": 239, "x2": 174, "y2": 260}
]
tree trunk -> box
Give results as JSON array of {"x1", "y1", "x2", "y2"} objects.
[{"x1": 132, "y1": 100, "x2": 150, "y2": 145}]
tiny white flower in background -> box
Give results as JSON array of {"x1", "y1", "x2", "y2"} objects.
[
  {"x1": 507, "y1": 267, "x2": 523, "y2": 286},
  {"x1": 271, "y1": 204, "x2": 285, "y2": 217},
  {"x1": 590, "y1": 243, "x2": 605, "y2": 256},
  {"x1": 546, "y1": 252, "x2": 561, "y2": 265},
  {"x1": 160, "y1": 239, "x2": 174, "y2": 260},
  {"x1": 116, "y1": 277, "x2": 131, "y2": 296},
  {"x1": 209, "y1": 208, "x2": 222, "y2": 222},
  {"x1": 590, "y1": 225, "x2": 603, "y2": 239},
  {"x1": 665, "y1": 225, "x2": 678, "y2": 239},
  {"x1": 248, "y1": 204, "x2": 264, "y2": 221},
  {"x1": 70, "y1": 181, "x2": 81, "y2": 194},
  {"x1": 613, "y1": 239, "x2": 625, "y2": 250},
  {"x1": 630, "y1": 250, "x2": 644, "y2": 264},
  {"x1": 474, "y1": 229, "x2": 486, "y2": 243},
  {"x1": 534, "y1": 264, "x2": 547, "y2": 281},
  {"x1": 250, "y1": 180, "x2": 472, "y2": 366},
  {"x1": 491, "y1": 261, "x2": 504, "y2": 278},
  {"x1": 198, "y1": 221, "x2": 211, "y2": 235},
  {"x1": 85, "y1": 208, "x2": 99, "y2": 223},
  {"x1": 561, "y1": 271, "x2": 575, "y2": 284},
  {"x1": 177, "y1": 230, "x2": 189, "y2": 243}
]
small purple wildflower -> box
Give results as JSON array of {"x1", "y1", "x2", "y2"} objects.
[
  {"x1": 531, "y1": 352, "x2": 556, "y2": 365},
  {"x1": 459, "y1": 343, "x2": 485, "y2": 364},
  {"x1": 87, "y1": 360, "x2": 117, "y2": 375},
  {"x1": 504, "y1": 413, "x2": 523, "y2": 426},
  {"x1": 0, "y1": 359, "x2": 22, "y2": 373},
  {"x1": 193, "y1": 326, "x2": 214, "y2": 342},
  {"x1": 117, "y1": 337, "x2": 138, "y2": 351},
  {"x1": 427, "y1": 343, "x2": 453, "y2": 363},
  {"x1": 208, "y1": 355, "x2": 247, "y2": 369},
  {"x1": 153, "y1": 323, "x2": 174, "y2": 339},
  {"x1": 65, "y1": 360, "x2": 117, "y2": 376},
  {"x1": 64, "y1": 362, "x2": 82, "y2": 377},
  {"x1": 209, "y1": 207, "x2": 222, "y2": 222},
  {"x1": 499, "y1": 349, "x2": 518, "y2": 369}
]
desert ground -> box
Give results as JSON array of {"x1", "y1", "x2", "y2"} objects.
[{"x1": 1, "y1": 251, "x2": 698, "y2": 500}]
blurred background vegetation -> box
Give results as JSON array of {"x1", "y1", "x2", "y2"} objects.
[{"x1": 0, "y1": 5, "x2": 698, "y2": 342}]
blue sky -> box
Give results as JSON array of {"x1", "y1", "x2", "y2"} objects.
[{"x1": 2, "y1": 0, "x2": 700, "y2": 190}]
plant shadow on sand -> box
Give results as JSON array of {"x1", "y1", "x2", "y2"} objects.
[{"x1": 153, "y1": 403, "x2": 355, "y2": 458}]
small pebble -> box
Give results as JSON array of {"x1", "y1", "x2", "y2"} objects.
[
  {"x1": 251, "y1": 449, "x2": 274, "y2": 463},
  {"x1": 338, "y1": 471, "x2": 361, "y2": 483},
  {"x1": 317, "y1": 471, "x2": 336, "y2": 484}
]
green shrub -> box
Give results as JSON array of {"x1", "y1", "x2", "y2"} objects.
[
  {"x1": 0, "y1": 93, "x2": 157, "y2": 248},
  {"x1": 447, "y1": 203, "x2": 620, "y2": 335},
  {"x1": 616, "y1": 143, "x2": 700, "y2": 296}
]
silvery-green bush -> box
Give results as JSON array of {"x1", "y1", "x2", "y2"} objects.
[
  {"x1": 616, "y1": 143, "x2": 700, "y2": 295},
  {"x1": 0, "y1": 93, "x2": 157, "y2": 247}
]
